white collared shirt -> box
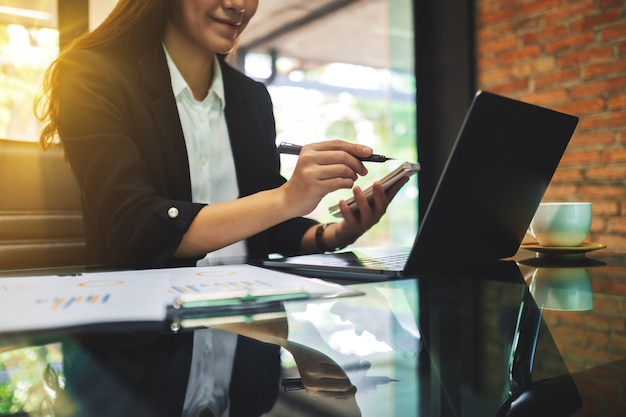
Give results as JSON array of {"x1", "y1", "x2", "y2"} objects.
[
  {"x1": 164, "y1": 47, "x2": 241, "y2": 417},
  {"x1": 182, "y1": 329, "x2": 238, "y2": 417},
  {"x1": 164, "y1": 47, "x2": 247, "y2": 265}
]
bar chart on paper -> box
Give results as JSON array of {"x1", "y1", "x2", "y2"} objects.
[
  {"x1": 36, "y1": 293, "x2": 112, "y2": 310},
  {"x1": 0, "y1": 271, "x2": 168, "y2": 332},
  {"x1": 169, "y1": 279, "x2": 274, "y2": 296},
  {"x1": 0, "y1": 265, "x2": 360, "y2": 333}
]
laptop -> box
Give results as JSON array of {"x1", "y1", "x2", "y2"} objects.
[{"x1": 263, "y1": 91, "x2": 579, "y2": 279}]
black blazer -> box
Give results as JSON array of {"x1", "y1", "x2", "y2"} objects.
[{"x1": 56, "y1": 46, "x2": 317, "y2": 268}]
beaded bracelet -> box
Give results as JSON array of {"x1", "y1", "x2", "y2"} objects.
[{"x1": 315, "y1": 223, "x2": 333, "y2": 253}]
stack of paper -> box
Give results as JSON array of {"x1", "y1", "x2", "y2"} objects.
[{"x1": 0, "y1": 265, "x2": 361, "y2": 333}]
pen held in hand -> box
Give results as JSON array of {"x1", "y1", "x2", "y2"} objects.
[
  {"x1": 277, "y1": 142, "x2": 394, "y2": 163},
  {"x1": 280, "y1": 376, "x2": 399, "y2": 392}
]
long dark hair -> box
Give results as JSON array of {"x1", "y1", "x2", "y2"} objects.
[{"x1": 36, "y1": 0, "x2": 173, "y2": 149}]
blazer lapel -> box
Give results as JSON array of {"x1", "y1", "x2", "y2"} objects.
[
  {"x1": 137, "y1": 48, "x2": 192, "y2": 200},
  {"x1": 221, "y1": 60, "x2": 275, "y2": 197}
]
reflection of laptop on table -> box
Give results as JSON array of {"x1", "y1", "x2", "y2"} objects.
[{"x1": 264, "y1": 91, "x2": 579, "y2": 279}]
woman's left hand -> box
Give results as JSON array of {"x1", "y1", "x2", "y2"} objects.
[{"x1": 331, "y1": 175, "x2": 409, "y2": 249}]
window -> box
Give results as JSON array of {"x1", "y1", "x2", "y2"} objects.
[
  {"x1": 240, "y1": 0, "x2": 417, "y2": 247},
  {"x1": 0, "y1": 1, "x2": 58, "y2": 142}
]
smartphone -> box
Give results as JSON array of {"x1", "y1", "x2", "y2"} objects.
[{"x1": 328, "y1": 161, "x2": 420, "y2": 217}]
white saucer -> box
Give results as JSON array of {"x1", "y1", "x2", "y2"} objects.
[{"x1": 520, "y1": 242, "x2": 606, "y2": 259}]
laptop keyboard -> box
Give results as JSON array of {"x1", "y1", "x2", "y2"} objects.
[{"x1": 358, "y1": 253, "x2": 409, "y2": 269}]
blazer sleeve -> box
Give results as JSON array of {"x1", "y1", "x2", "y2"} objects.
[{"x1": 56, "y1": 49, "x2": 204, "y2": 268}]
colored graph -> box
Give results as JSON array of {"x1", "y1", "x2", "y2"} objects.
[
  {"x1": 169, "y1": 279, "x2": 272, "y2": 295},
  {"x1": 37, "y1": 294, "x2": 111, "y2": 310}
]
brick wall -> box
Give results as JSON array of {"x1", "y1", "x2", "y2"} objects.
[{"x1": 475, "y1": 0, "x2": 626, "y2": 251}]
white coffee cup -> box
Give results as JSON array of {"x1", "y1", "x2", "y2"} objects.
[{"x1": 529, "y1": 202, "x2": 592, "y2": 247}]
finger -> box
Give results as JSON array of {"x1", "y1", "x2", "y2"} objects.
[
  {"x1": 303, "y1": 141, "x2": 370, "y2": 176},
  {"x1": 351, "y1": 185, "x2": 374, "y2": 220},
  {"x1": 310, "y1": 377, "x2": 355, "y2": 393},
  {"x1": 369, "y1": 182, "x2": 388, "y2": 216},
  {"x1": 309, "y1": 385, "x2": 357, "y2": 399},
  {"x1": 337, "y1": 199, "x2": 358, "y2": 223},
  {"x1": 309, "y1": 164, "x2": 360, "y2": 182},
  {"x1": 310, "y1": 139, "x2": 374, "y2": 159}
]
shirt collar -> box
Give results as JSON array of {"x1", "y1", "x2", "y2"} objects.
[{"x1": 163, "y1": 45, "x2": 225, "y2": 108}]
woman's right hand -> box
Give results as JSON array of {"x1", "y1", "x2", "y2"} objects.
[{"x1": 280, "y1": 140, "x2": 374, "y2": 217}]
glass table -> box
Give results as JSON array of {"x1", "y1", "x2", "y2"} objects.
[{"x1": 0, "y1": 248, "x2": 624, "y2": 417}]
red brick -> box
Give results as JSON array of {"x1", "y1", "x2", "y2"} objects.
[
  {"x1": 476, "y1": 56, "x2": 498, "y2": 71},
  {"x1": 552, "y1": 167, "x2": 585, "y2": 182},
  {"x1": 602, "y1": 22, "x2": 626, "y2": 41},
  {"x1": 554, "y1": 98, "x2": 606, "y2": 115},
  {"x1": 478, "y1": 69, "x2": 513, "y2": 87},
  {"x1": 590, "y1": 217, "x2": 607, "y2": 233},
  {"x1": 476, "y1": 25, "x2": 495, "y2": 42},
  {"x1": 570, "y1": 131, "x2": 616, "y2": 147},
  {"x1": 486, "y1": 79, "x2": 530, "y2": 95},
  {"x1": 571, "y1": 77, "x2": 626, "y2": 98},
  {"x1": 520, "y1": 88, "x2": 569, "y2": 105},
  {"x1": 495, "y1": 0, "x2": 520, "y2": 9},
  {"x1": 599, "y1": 0, "x2": 625, "y2": 7},
  {"x1": 477, "y1": 1, "x2": 495, "y2": 15},
  {"x1": 546, "y1": 32, "x2": 596, "y2": 54},
  {"x1": 581, "y1": 111, "x2": 626, "y2": 130},
  {"x1": 544, "y1": 0, "x2": 598, "y2": 26},
  {"x1": 560, "y1": 149, "x2": 602, "y2": 165},
  {"x1": 478, "y1": 36, "x2": 519, "y2": 55},
  {"x1": 604, "y1": 148, "x2": 626, "y2": 162},
  {"x1": 478, "y1": 8, "x2": 518, "y2": 26},
  {"x1": 584, "y1": 60, "x2": 626, "y2": 80},
  {"x1": 547, "y1": 184, "x2": 580, "y2": 198},
  {"x1": 522, "y1": 25, "x2": 569, "y2": 45},
  {"x1": 579, "y1": 184, "x2": 625, "y2": 198},
  {"x1": 498, "y1": 45, "x2": 542, "y2": 64},
  {"x1": 520, "y1": 0, "x2": 567, "y2": 16},
  {"x1": 592, "y1": 200, "x2": 620, "y2": 216},
  {"x1": 511, "y1": 56, "x2": 557, "y2": 77},
  {"x1": 559, "y1": 46, "x2": 614, "y2": 68},
  {"x1": 586, "y1": 164, "x2": 626, "y2": 179},
  {"x1": 476, "y1": 0, "x2": 626, "y2": 255},
  {"x1": 609, "y1": 95, "x2": 626, "y2": 110},
  {"x1": 534, "y1": 68, "x2": 581, "y2": 89},
  {"x1": 489, "y1": 21, "x2": 517, "y2": 39},
  {"x1": 513, "y1": 15, "x2": 547, "y2": 32},
  {"x1": 618, "y1": 40, "x2": 626, "y2": 56},
  {"x1": 572, "y1": 9, "x2": 622, "y2": 32}
]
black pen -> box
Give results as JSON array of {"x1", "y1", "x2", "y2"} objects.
[
  {"x1": 277, "y1": 142, "x2": 394, "y2": 163},
  {"x1": 280, "y1": 376, "x2": 399, "y2": 392}
]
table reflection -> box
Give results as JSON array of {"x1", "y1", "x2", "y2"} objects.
[
  {"x1": 3, "y1": 251, "x2": 625, "y2": 416},
  {"x1": 54, "y1": 331, "x2": 282, "y2": 417}
]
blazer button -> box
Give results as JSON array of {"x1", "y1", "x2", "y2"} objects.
[{"x1": 167, "y1": 207, "x2": 179, "y2": 218}]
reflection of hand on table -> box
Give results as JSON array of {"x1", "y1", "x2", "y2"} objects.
[
  {"x1": 283, "y1": 340, "x2": 357, "y2": 399},
  {"x1": 209, "y1": 316, "x2": 358, "y2": 397}
]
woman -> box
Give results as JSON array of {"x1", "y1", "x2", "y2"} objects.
[{"x1": 37, "y1": 0, "x2": 407, "y2": 269}]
